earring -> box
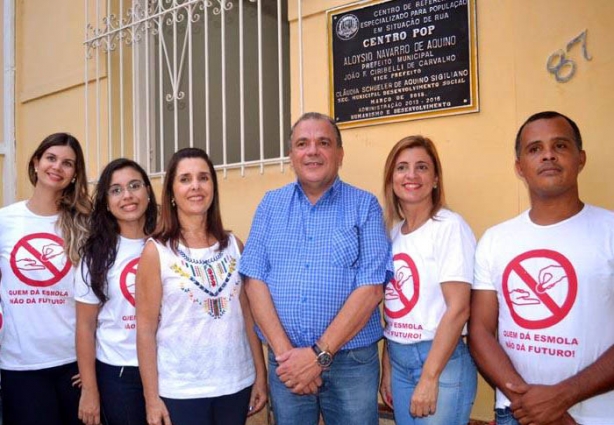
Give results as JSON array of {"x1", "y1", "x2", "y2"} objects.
[
  {"x1": 71, "y1": 178, "x2": 76, "y2": 184},
  {"x1": 433, "y1": 183, "x2": 438, "y2": 189},
  {"x1": 148, "y1": 197, "x2": 151, "y2": 203},
  {"x1": 34, "y1": 168, "x2": 38, "y2": 174},
  {"x1": 171, "y1": 198, "x2": 176, "y2": 207}
]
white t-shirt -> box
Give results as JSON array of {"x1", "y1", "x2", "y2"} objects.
[
  {"x1": 474, "y1": 205, "x2": 614, "y2": 424},
  {"x1": 384, "y1": 208, "x2": 475, "y2": 343},
  {"x1": 0, "y1": 201, "x2": 76, "y2": 370},
  {"x1": 75, "y1": 236, "x2": 145, "y2": 366},
  {"x1": 152, "y1": 234, "x2": 255, "y2": 399}
]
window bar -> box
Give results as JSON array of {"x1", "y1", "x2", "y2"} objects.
[
  {"x1": 119, "y1": 0, "x2": 125, "y2": 159},
  {"x1": 84, "y1": 0, "x2": 90, "y2": 168},
  {"x1": 239, "y1": 0, "x2": 245, "y2": 177},
  {"x1": 131, "y1": 3, "x2": 138, "y2": 162},
  {"x1": 96, "y1": 0, "x2": 102, "y2": 176},
  {"x1": 144, "y1": 0, "x2": 151, "y2": 173},
  {"x1": 172, "y1": 3, "x2": 179, "y2": 153},
  {"x1": 106, "y1": 0, "x2": 113, "y2": 171},
  {"x1": 204, "y1": 2, "x2": 210, "y2": 156},
  {"x1": 277, "y1": 0, "x2": 284, "y2": 171},
  {"x1": 187, "y1": 2, "x2": 194, "y2": 148},
  {"x1": 257, "y1": 0, "x2": 264, "y2": 174},
  {"x1": 157, "y1": 0, "x2": 164, "y2": 172},
  {"x1": 221, "y1": 3, "x2": 228, "y2": 178},
  {"x1": 298, "y1": 0, "x2": 304, "y2": 115}
]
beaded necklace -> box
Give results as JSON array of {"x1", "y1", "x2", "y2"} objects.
[{"x1": 171, "y1": 245, "x2": 239, "y2": 319}]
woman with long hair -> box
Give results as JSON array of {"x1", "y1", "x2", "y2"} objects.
[
  {"x1": 136, "y1": 147, "x2": 266, "y2": 425},
  {"x1": 76, "y1": 158, "x2": 158, "y2": 425},
  {"x1": 0, "y1": 132, "x2": 91, "y2": 425},
  {"x1": 379, "y1": 136, "x2": 477, "y2": 425}
]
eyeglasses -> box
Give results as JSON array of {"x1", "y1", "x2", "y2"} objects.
[{"x1": 107, "y1": 180, "x2": 145, "y2": 197}]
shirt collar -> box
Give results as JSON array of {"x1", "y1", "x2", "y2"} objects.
[{"x1": 293, "y1": 176, "x2": 342, "y2": 204}]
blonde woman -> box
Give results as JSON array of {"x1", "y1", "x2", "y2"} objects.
[{"x1": 380, "y1": 136, "x2": 477, "y2": 425}]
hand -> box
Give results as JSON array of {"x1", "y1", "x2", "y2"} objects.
[
  {"x1": 507, "y1": 382, "x2": 572, "y2": 425},
  {"x1": 508, "y1": 289, "x2": 540, "y2": 306},
  {"x1": 78, "y1": 387, "x2": 101, "y2": 425},
  {"x1": 537, "y1": 265, "x2": 567, "y2": 293},
  {"x1": 247, "y1": 374, "x2": 268, "y2": 416},
  {"x1": 545, "y1": 412, "x2": 578, "y2": 425},
  {"x1": 379, "y1": 357, "x2": 393, "y2": 409},
  {"x1": 71, "y1": 373, "x2": 82, "y2": 388},
  {"x1": 145, "y1": 397, "x2": 173, "y2": 425},
  {"x1": 41, "y1": 243, "x2": 64, "y2": 260},
  {"x1": 15, "y1": 258, "x2": 44, "y2": 270},
  {"x1": 276, "y1": 347, "x2": 323, "y2": 395},
  {"x1": 410, "y1": 376, "x2": 438, "y2": 418}
]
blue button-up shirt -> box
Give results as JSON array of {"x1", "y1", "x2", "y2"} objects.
[{"x1": 240, "y1": 178, "x2": 391, "y2": 350}]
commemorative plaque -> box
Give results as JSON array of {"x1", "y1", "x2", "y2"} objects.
[{"x1": 328, "y1": 0, "x2": 478, "y2": 128}]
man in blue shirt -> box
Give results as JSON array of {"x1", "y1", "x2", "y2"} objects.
[{"x1": 240, "y1": 112, "x2": 390, "y2": 425}]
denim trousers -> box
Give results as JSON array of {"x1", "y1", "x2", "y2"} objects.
[
  {"x1": 162, "y1": 385, "x2": 251, "y2": 425},
  {"x1": 96, "y1": 360, "x2": 147, "y2": 425},
  {"x1": 388, "y1": 339, "x2": 477, "y2": 425},
  {"x1": 1, "y1": 362, "x2": 81, "y2": 425},
  {"x1": 268, "y1": 343, "x2": 380, "y2": 425},
  {"x1": 495, "y1": 407, "x2": 520, "y2": 425}
]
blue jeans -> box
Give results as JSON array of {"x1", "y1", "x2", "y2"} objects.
[
  {"x1": 96, "y1": 360, "x2": 147, "y2": 425},
  {"x1": 1, "y1": 362, "x2": 81, "y2": 425},
  {"x1": 162, "y1": 385, "x2": 251, "y2": 425},
  {"x1": 495, "y1": 407, "x2": 520, "y2": 425},
  {"x1": 388, "y1": 339, "x2": 477, "y2": 425},
  {"x1": 268, "y1": 343, "x2": 380, "y2": 425}
]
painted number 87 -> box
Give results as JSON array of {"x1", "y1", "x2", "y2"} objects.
[{"x1": 546, "y1": 30, "x2": 592, "y2": 83}]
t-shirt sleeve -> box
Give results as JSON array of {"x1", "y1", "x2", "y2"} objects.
[
  {"x1": 473, "y1": 229, "x2": 497, "y2": 291},
  {"x1": 355, "y1": 195, "x2": 392, "y2": 287},
  {"x1": 435, "y1": 213, "x2": 476, "y2": 285},
  {"x1": 238, "y1": 194, "x2": 271, "y2": 282},
  {"x1": 74, "y1": 260, "x2": 101, "y2": 304}
]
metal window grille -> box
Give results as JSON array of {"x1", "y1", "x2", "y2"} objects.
[{"x1": 84, "y1": 0, "x2": 291, "y2": 179}]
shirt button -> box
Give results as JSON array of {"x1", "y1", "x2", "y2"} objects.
[
  {"x1": 307, "y1": 236, "x2": 313, "y2": 241},
  {"x1": 301, "y1": 297, "x2": 307, "y2": 303},
  {"x1": 305, "y1": 263, "x2": 310, "y2": 269}
]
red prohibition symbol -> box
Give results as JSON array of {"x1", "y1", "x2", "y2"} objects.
[
  {"x1": 384, "y1": 252, "x2": 420, "y2": 319},
  {"x1": 10, "y1": 233, "x2": 71, "y2": 287},
  {"x1": 502, "y1": 249, "x2": 577, "y2": 330},
  {"x1": 120, "y1": 257, "x2": 140, "y2": 307}
]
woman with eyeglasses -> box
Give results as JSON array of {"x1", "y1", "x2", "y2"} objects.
[
  {"x1": 75, "y1": 158, "x2": 158, "y2": 425},
  {"x1": 136, "y1": 148, "x2": 267, "y2": 425},
  {"x1": 0, "y1": 133, "x2": 91, "y2": 425}
]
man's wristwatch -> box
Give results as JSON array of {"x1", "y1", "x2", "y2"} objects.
[{"x1": 312, "y1": 343, "x2": 334, "y2": 368}]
